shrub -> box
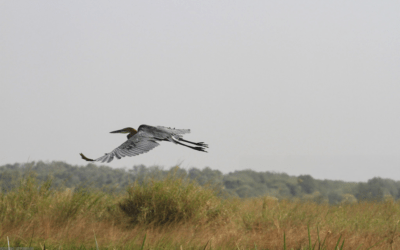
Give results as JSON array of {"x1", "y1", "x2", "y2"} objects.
[{"x1": 118, "y1": 175, "x2": 227, "y2": 225}]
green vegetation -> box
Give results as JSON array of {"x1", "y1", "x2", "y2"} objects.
[
  {"x1": 1, "y1": 161, "x2": 398, "y2": 204},
  {"x1": 119, "y1": 174, "x2": 227, "y2": 225},
  {"x1": 0, "y1": 170, "x2": 399, "y2": 249}
]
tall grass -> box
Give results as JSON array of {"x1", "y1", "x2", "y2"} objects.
[
  {"x1": 0, "y1": 171, "x2": 399, "y2": 249},
  {"x1": 119, "y1": 174, "x2": 228, "y2": 225}
]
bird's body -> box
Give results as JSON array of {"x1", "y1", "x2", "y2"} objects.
[{"x1": 80, "y1": 125, "x2": 208, "y2": 163}]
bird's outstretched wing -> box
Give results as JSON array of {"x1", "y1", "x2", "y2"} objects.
[{"x1": 80, "y1": 131, "x2": 160, "y2": 163}]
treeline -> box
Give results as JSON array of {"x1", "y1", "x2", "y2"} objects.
[{"x1": 0, "y1": 161, "x2": 399, "y2": 204}]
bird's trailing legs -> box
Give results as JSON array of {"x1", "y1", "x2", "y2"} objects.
[
  {"x1": 178, "y1": 138, "x2": 208, "y2": 148},
  {"x1": 170, "y1": 138, "x2": 208, "y2": 152}
]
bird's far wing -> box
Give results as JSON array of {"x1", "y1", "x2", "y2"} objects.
[
  {"x1": 90, "y1": 132, "x2": 160, "y2": 163},
  {"x1": 156, "y1": 126, "x2": 190, "y2": 135}
]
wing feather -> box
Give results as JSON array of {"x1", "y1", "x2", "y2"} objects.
[
  {"x1": 91, "y1": 130, "x2": 160, "y2": 163},
  {"x1": 156, "y1": 126, "x2": 190, "y2": 135}
]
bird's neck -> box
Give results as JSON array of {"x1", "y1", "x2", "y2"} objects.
[{"x1": 127, "y1": 128, "x2": 138, "y2": 139}]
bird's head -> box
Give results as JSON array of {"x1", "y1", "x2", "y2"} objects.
[{"x1": 110, "y1": 127, "x2": 137, "y2": 134}]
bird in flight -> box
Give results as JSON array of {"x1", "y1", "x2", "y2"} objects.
[{"x1": 80, "y1": 124, "x2": 208, "y2": 163}]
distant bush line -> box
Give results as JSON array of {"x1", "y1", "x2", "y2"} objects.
[{"x1": 0, "y1": 161, "x2": 398, "y2": 204}]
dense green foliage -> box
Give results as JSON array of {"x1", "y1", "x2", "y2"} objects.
[
  {"x1": 119, "y1": 175, "x2": 227, "y2": 225},
  {"x1": 0, "y1": 161, "x2": 398, "y2": 204}
]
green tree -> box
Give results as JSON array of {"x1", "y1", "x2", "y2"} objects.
[
  {"x1": 356, "y1": 178, "x2": 384, "y2": 201},
  {"x1": 298, "y1": 175, "x2": 316, "y2": 194}
]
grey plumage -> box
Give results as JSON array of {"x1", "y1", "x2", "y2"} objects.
[{"x1": 80, "y1": 124, "x2": 208, "y2": 163}]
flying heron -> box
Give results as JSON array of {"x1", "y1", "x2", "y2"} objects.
[{"x1": 80, "y1": 124, "x2": 208, "y2": 163}]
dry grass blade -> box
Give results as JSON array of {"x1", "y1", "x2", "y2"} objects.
[
  {"x1": 203, "y1": 240, "x2": 210, "y2": 250},
  {"x1": 334, "y1": 235, "x2": 342, "y2": 250},
  {"x1": 283, "y1": 232, "x2": 286, "y2": 250},
  {"x1": 140, "y1": 233, "x2": 147, "y2": 250},
  {"x1": 93, "y1": 230, "x2": 99, "y2": 250}
]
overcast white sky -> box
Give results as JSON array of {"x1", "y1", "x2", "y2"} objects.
[{"x1": 1, "y1": 1, "x2": 400, "y2": 182}]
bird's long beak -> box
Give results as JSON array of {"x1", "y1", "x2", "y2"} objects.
[{"x1": 110, "y1": 129, "x2": 125, "y2": 134}]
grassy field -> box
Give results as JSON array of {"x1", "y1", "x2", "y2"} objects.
[{"x1": 0, "y1": 172, "x2": 399, "y2": 249}]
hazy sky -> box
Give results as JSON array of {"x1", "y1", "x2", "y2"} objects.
[{"x1": 1, "y1": 1, "x2": 400, "y2": 182}]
